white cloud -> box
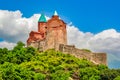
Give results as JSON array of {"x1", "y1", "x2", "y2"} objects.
[
  {"x1": 91, "y1": 29, "x2": 120, "y2": 39},
  {"x1": 67, "y1": 23, "x2": 93, "y2": 49},
  {"x1": 0, "y1": 10, "x2": 120, "y2": 68},
  {"x1": 0, "y1": 41, "x2": 16, "y2": 49},
  {"x1": 67, "y1": 24, "x2": 120, "y2": 54},
  {"x1": 0, "y1": 10, "x2": 50, "y2": 43},
  {"x1": 67, "y1": 24, "x2": 120, "y2": 68}
]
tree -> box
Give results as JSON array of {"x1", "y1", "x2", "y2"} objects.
[
  {"x1": 4, "y1": 42, "x2": 36, "y2": 64},
  {"x1": 0, "y1": 48, "x2": 9, "y2": 64},
  {"x1": 0, "y1": 62, "x2": 35, "y2": 80},
  {"x1": 34, "y1": 73, "x2": 46, "y2": 80},
  {"x1": 79, "y1": 67, "x2": 100, "y2": 80},
  {"x1": 100, "y1": 69, "x2": 120, "y2": 80},
  {"x1": 13, "y1": 41, "x2": 25, "y2": 50},
  {"x1": 114, "y1": 76, "x2": 120, "y2": 80},
  {"x1": 50, "y1": 70, "x2": 70, "y2": 80}
]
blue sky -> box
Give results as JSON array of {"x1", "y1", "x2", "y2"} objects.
[
  {"x1": 0, "y1": 0, "x2": 120, "y2": 33},
  {"x1": 0, "y1": 0, "x2": 120, "y2": 68}
]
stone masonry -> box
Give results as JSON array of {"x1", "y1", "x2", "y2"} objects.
[
  {"x1": 59, "y1": 44, "x2": 107, "y2": 65},
  {"x1": 27, "y1": 11, "x2": 107, "y2": 65}
]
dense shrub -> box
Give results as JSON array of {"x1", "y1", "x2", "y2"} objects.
[
  {"x1": 50, "y1": 70, "x2": 70, "y2": 80},
  {"x1": 79, "y1": 67, "x2": 100, "y2": 80},
  {"x1": 100, "y1": 69, "x2": 120, "y2": 80},
  {"x1": 114, "y1": 76, "x2": 120, "y2": 80}
]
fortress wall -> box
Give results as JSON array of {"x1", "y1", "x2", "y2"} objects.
[
  {"x1": 92, "y1": 53, "x2": 107, "y2": 65},
  {"x1": 28, "y1": 43, "x2": 107, "y2": 65},
  {"x1": 59, "y1": 44, "x2": 107, "y2": 65},
  {"x1": 59, "y1": 44, "x2": 93, "y2": 59},
  {"x1": 28, "y1": 40, "x2": 46, "y2": 52},
  {"x1": 28, "y1": 41, "x2": 39, "y2": 49},
  {"x1": 38, "y1": 40, "x2": 46, "y2": 52}
]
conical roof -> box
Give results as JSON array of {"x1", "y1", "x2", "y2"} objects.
[
  {"x1": 54, "y1": 11, "x2": 58, "y2": 16},
  {"x1": 38, "y1": 14, "x2": 47, "y2": 22}
]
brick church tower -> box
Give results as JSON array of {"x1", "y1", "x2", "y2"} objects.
[{"x1": 27, "y1": 11, "x2": 67, "y2": 51}]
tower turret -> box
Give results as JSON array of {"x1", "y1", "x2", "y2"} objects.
[{"x1": 38, "y1": 14, "x2": 47, "y2": 34}]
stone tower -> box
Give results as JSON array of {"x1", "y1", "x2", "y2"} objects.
[{"x1": 45, "y1": 11, "x2": 67, "y2": 50}]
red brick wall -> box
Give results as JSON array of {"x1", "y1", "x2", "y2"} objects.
[{"x1": 38, "y1": 22, "x2": 47, "y2": 34}]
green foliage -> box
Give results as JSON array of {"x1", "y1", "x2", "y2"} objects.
[
  {"x1": 13, "y1": 41, "x2": 25, "y2": 50},
  {"x1": 34, "y1": 73, "x2": 46, "y2": 80},
  {"x1": 79, "y1": 67, "x2": 100, "y2": 80},
  {"x1": 0, "y1": 71, "x2": 3, "y2": 80},
  {"x1": 97, "y1": 64, "x2": 108, "y2": 72},
  {"x1": 0, "y1": 41, "x2": 119, "y2": 80},
  {"x1": 114, "y1": 76, "x2": 120, "y2": 80},
  {"x1": 50, "y1": 70, "x2": 70, "y2": 80},
  {"x1": 100, "y1": 69, "x2": 120, "y2": 80},
  {"x1": 0, "y1": 42, "x2": 36, "y2": 64},
  {"x1": 0, "y1": 62, "x2": 34, "y2": 80},
  {"x1": 0, "y1": 48, "x2": 9, "y2": 64}
]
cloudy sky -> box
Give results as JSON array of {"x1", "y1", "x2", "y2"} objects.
[{"x1": 0, "y1": 0, "x2": 120, "y2": 68}]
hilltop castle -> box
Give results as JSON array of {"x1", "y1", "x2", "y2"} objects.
[
  {"x1": 27, "y1": 11, "x2": 67, "y2": 51},
  {"x1": 27, "y1": 11, "x2": 107, "y2": 65}
]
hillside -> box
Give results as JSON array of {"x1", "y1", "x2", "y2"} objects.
[{"x1": 0, "y1": 41, "x2": 120, "y2": 80}]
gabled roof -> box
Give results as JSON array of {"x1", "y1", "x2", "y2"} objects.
[{"x1": 38, "y1": 14, "x2": 47, "y2": 22}]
